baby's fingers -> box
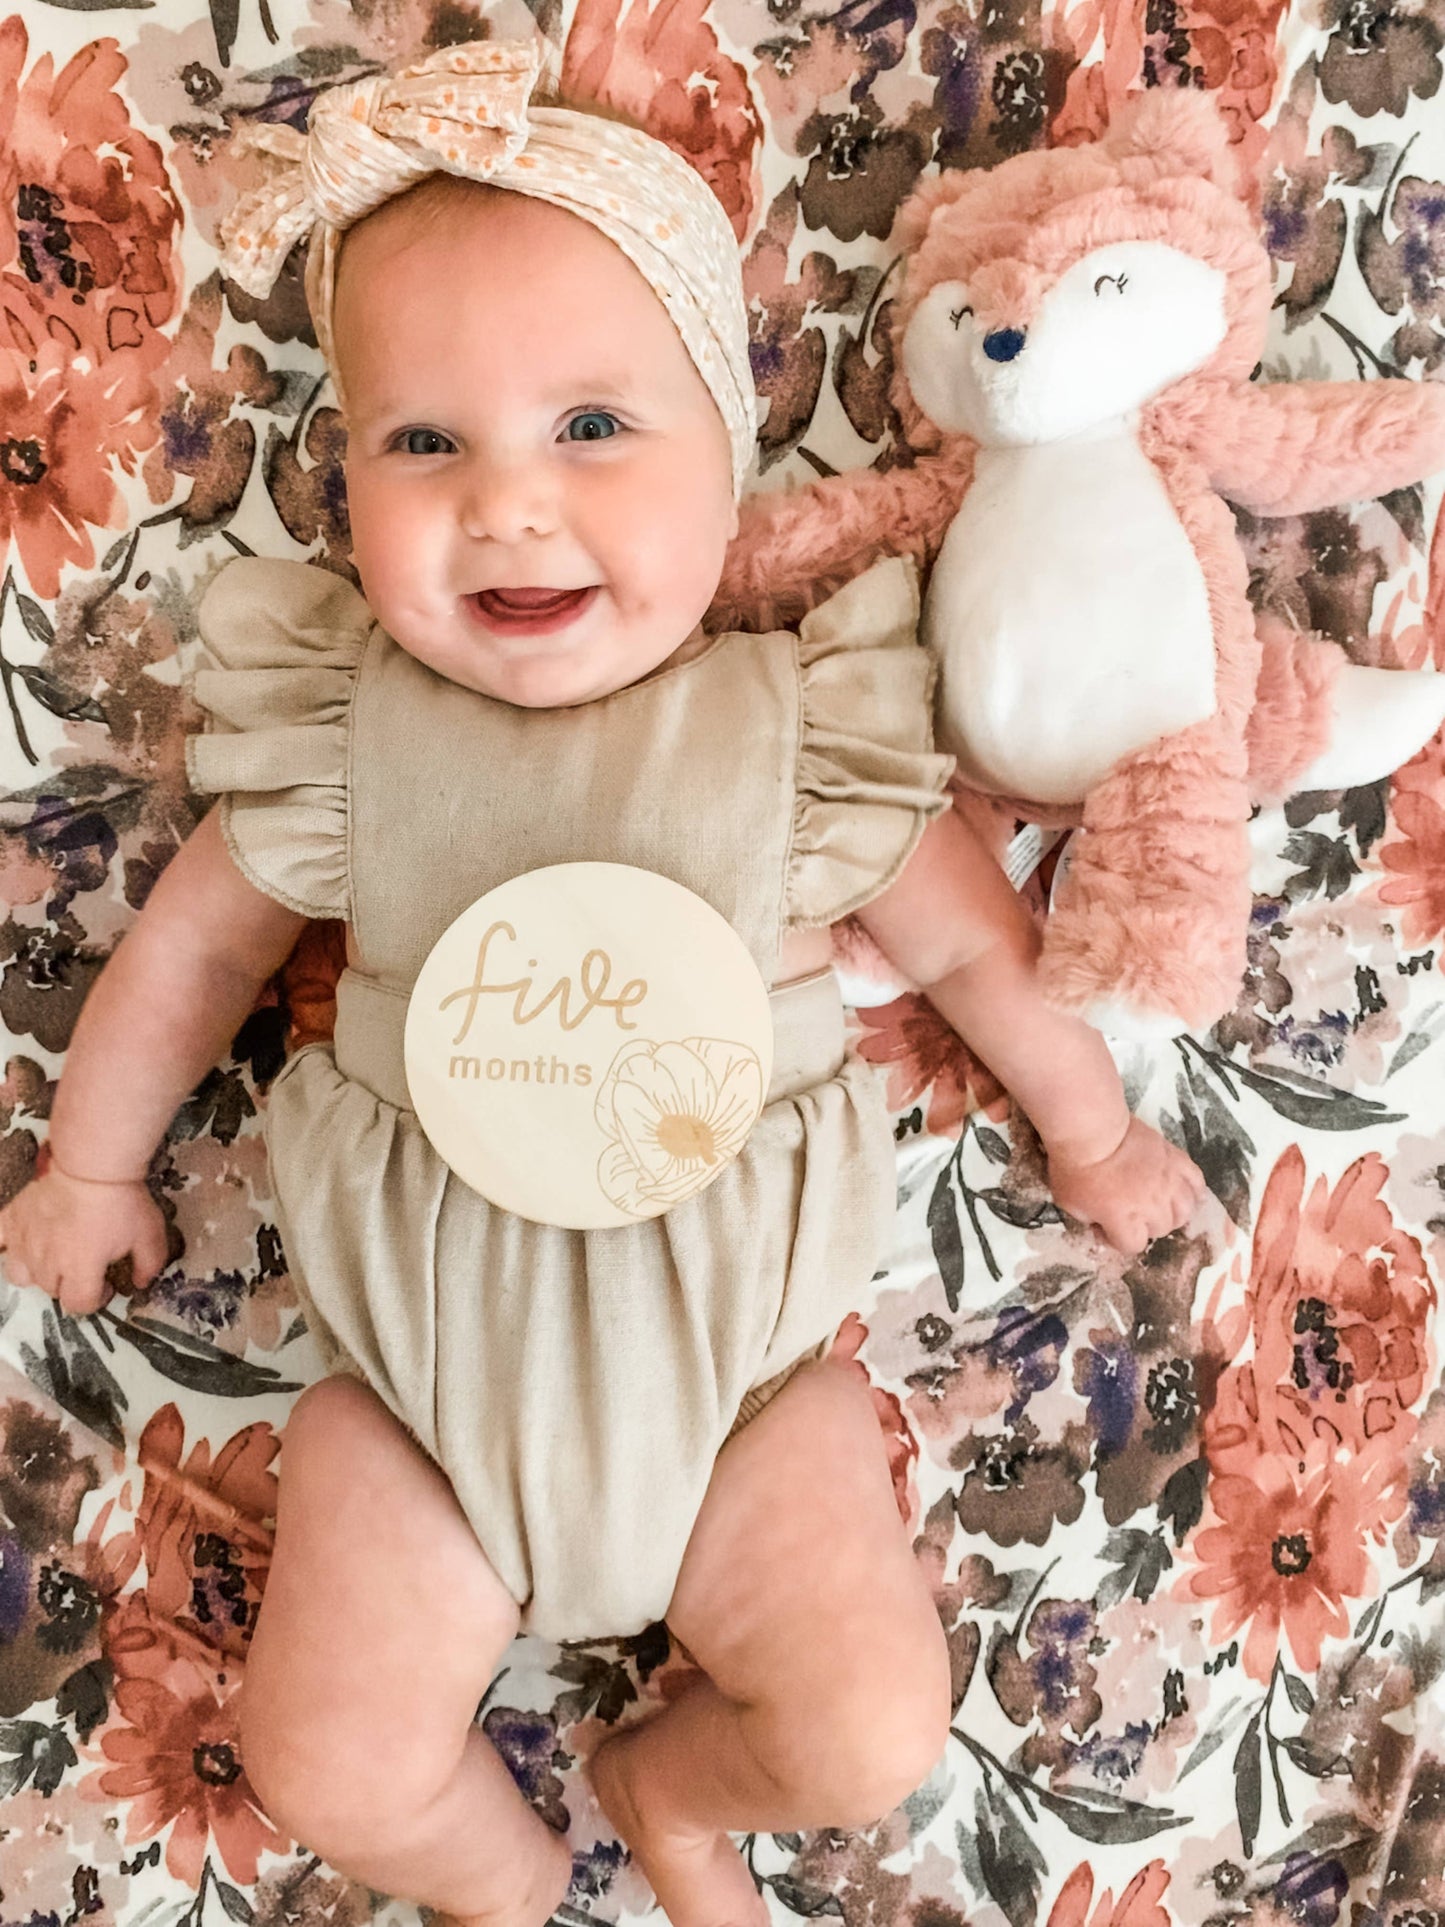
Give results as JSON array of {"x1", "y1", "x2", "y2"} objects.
[
  {"x1": 58, "y1": 1268, "x2": 114, "y2": 1318},
  {"x1": 128, "y1": 1216, "x2": 171, "y2": 1293}
]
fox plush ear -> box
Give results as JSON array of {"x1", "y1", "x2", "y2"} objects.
[
  {"x1": 890, "y1": 169, "x2": 978, "y2": 253},
  {"x1": 1102, "y1": 89, "x2": 1247, "y2": 199}
]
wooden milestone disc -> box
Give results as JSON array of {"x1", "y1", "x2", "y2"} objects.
[{"x1": 403, "y1": 862, "x2": 774, "y2": 1229}]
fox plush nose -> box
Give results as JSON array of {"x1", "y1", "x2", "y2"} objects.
[{"x1": 983, "y1": 328, "x2": 1027, "y2": 362}]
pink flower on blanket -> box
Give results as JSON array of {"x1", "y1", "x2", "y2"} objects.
[
  {"x1": 90, "y1": 1654, "x2": 285, "y2": 1886},
  {"x1": 1183, "y1": 1146, "x2": 1428, "y2": 1678},
  {"x1": 135, "y1": 1404, "x2": 279, "y2": 1662},
  {"x1": 854, "y1": 991, "x2": 1004, "y2": 1139},
  {"x1": 0, "y1": 22, "x2": 179, "y2": 596},
  {"x1": 561, "y1": 0, "x2": 761, "y2": 241},
  {"x1": 1045, "y1": 1860, "x2": 1173, "y2": 1927},
  {"x1": 1379, "y1": 733, "x2": 1445, "y2": 953}
]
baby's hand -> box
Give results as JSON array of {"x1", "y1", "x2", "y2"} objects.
[
  {"x1": 1047, "y1": 1117, "x2": 1205, "y2": 1255},
  {"x1": 0, "y1": 1167, "x2": 169, "y2": 1317}
]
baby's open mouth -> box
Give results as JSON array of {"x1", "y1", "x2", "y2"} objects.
[{"x1": 465, "y1": 585, "x2": 598, "y2": 637}]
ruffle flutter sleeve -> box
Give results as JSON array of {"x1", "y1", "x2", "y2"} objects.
[
  {"x1": 184, "y1": 558, "x2": 371, "y2": 921},
  {"x1": 785, "y1": 555, "x2": 955, "y2": 930}
]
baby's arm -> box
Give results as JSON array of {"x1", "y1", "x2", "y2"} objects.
[
  {"x1": 0, "y1": 808, "x2": 309, "y2": 1314},
  {"x1": 856, "y1": 811, "x2": 1204, "y2": 1253}
]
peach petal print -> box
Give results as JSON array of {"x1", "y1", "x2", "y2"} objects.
[{"x1": 561, "y1": 0, "x2": 761, "y2": 240}]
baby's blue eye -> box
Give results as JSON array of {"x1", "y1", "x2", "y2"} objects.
[
  {"x1": 401, "y1": 428, "x2": 452, "y2": 456},
  {"x1": 564, "y1": 412, "x2": 619, "y2": 442}
]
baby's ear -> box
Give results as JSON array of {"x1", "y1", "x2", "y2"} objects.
[{"x1": 1102, "y1": 88, "x2": 1246, "y2": 198}]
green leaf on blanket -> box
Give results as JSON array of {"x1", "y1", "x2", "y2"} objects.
[
  {"x1": 974, "y1": 1186, "x2": 1065, "y2": 1231},
  {"x1": 0, "y1": 1720, "x2": 76, "y2": 1798},
  {"x1": 14, "y1": 665, "x2": 107, "y2": 727},
  {"x1": 1097, "y1": 1527, "x2": 1174, "y2": 1608},
  {"x1": 1282, "y1": 1670, "x2": 1316, "y2": 1716},
  {"x1": 1380, "y1": 483, "x2": 1425, "y2": 549},
  {"x1": 1338, "y1": 781, "x2": 1389, "y2": 858},
  {"x1": 1168, "y1": 1056, "x2": 1255, "y2": 1229},
  {"x1": 1157, "y1": 1459, "x2": 1208, "y2": 1546},
  {"x1": 19, "y1": 1306, "x2": 127, "y2": 1450},
  {"x1": 216, "y1": 1879, "x2": 256, "y2": 1924},
  {"x1": 169, "y1": 1065, "x2": 257, "y2": 1147},
  {"x1": 1192, "y1": 1045, "x2": 1405, "y2": 1131},
  {"x1": 1280, "y1": 1734, "x2": 1349, "y2": 1777},
  {"x1": 1282, "y1": 830, "x2": 1358, "y2": 904},
  {"x1": 101, "y1": 1312, "x2": 304, "y2": 1397},
  {"x1": 928, "y1": 1159, "x2": 967, "y2": 1313},
  {"x1": 14, "y1": 596, "x2": 53, "y2": 648},
  {"x1": 56, "y1": 1659, "x2": 111, "y2": 1743},
  {"x1": 210, "y1": 0, "x2": 240, "y2": 64},
  {"x1": 973, "y1": 1781, "x2": 1045, "y2": 1927},
  {"x1": 548, "y1": 1649, "x2": 638, "y2": 1726},
  {"x1": 1025, "y1": 1778, "x2": 1192, "y2": 1844},
  {"x1": 1234, "y1": 1707, "x2": 1264, "y2": 1859},
  {"x1": 28, "y1": 0, "x2": 154, "y2": 9},
  {"x1": 766, "y1": 1874, "x2": 844, "y2": 1918}
]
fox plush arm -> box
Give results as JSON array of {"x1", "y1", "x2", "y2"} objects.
[
  {"x1": 1170, "y1": 376, "x2": 1445, "y2": 516},
  {"x1": 712, "y1": 442, "x2": 974, "y2": 633}
]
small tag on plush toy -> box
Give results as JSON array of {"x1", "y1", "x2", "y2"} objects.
[
  {"x1": 1002, "y1": 823, "x2": 1065, "y2": 891},
  {"x1": 404, "y1": 863, "x2": 774, "y2": 1229}
]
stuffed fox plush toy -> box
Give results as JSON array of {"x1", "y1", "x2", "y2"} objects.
[{"x1": 717, "y1": 90, "x2": 1445, "y2": 1037}]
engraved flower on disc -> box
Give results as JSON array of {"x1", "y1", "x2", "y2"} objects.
[{"x1": 595, "y1": 1037, "x2": 765, "y2": 1217}]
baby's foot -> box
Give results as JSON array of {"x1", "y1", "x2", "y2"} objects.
[{"x1": 589, "y1": 1732, "x2": 768, "y2": 1927}]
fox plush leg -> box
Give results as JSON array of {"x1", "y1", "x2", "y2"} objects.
[
  {"x1": 1248, "y1": 616, "x2": 1445, "y2": 799},
  {"x1": 1038, "y1": 710, "x2": 1252, "y2": 1039}
]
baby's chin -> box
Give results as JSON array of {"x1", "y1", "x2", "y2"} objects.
[{"x1": 391, "y1": 609, "x2": 691, "y2": 709}]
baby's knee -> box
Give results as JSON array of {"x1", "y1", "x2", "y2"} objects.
[
  {"x1": 827, "y1": 1683, "x2": 952, "y2": 1825},
  {"x1": 782, "y1": 1632, "x2": 953, "y2": 1826},
  {"x1": 238, "y1": 1681, "x2": 439, "y2": 1864}
]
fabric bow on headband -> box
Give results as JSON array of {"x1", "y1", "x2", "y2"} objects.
[{"x1": 220, "y1": 40, "x2": 757, "y2": 493}]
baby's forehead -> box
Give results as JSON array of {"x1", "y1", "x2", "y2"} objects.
[
  {"x1": 338, "y1": 176, "x2": 623, "y2": 280},
  {"x1": 335, "y1": 190, "x2": 683, "y2": 365}
]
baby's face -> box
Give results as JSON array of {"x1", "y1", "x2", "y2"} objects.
[{"x1": 333, "y1": 187, "x2": 738, "y2": 708}]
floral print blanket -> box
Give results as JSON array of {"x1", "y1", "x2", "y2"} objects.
[{"x1": 1, "y1": 0, "x2": 1444, "y2": 1923}]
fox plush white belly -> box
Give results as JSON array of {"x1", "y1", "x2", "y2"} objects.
[
  {"x1": 928, "y1": 434, "x2": 1216, "y2": 805},
  {"x1": 716, "y1": 89, "x2": 1445, "y2": 1036}
]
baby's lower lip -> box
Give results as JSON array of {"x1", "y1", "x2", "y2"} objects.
[{"x1": 465, "y1": 586, "x2": 597, "y2": 636}]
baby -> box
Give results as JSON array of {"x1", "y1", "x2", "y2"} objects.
[{"x1": 0, "y1": 42, "x2": 1204, "y2": 1927}]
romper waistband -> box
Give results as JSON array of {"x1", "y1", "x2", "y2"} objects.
[{"x1": 330, "y1": 964, "x2": 848, "y2": 1114}]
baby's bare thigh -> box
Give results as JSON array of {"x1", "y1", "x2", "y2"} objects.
[
  {"x1": 668, "y1": 1361, "x2": 948, "y2": 1720},
  {"x1": 243, "y1": 1376, "x2": 518, "y2": 1794}
]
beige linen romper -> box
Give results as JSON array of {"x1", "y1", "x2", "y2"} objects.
[{"x1": 186, "y1": 552, "x2": 953, "y2": 1641}]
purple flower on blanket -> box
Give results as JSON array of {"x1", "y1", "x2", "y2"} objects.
[
  {"x1": 263, "y1": 401, "x2": 352, "y2": 575},
  {"x1": 742, "y1": 184, "x2": 859, "y2": 469},
  {"x1": 1261, "y1": 109, "x2": 1373, "y2": 329},
  {"x1": 480, "y1": 1704, "x2": 570, "y2": 1832},
  {"x1": 987, "y1": 1596, "x2": 1103, "y2": 1771},
  {"x1": 1357, "y1": 169, "x2": 1445, "y2": 372}
]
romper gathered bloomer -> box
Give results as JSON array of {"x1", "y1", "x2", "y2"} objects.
[{"x1": 185, "y1": 552, "x2": 953, "y2": 1641}]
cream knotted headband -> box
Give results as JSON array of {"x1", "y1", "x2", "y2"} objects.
[{"x1": 220, "y1": 40, "x2": 756, "y2": 494}]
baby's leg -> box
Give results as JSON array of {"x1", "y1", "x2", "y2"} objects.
[
  {"x1": 240, "y1": 1377, "x2": 571, "y2": 1927},
  {"x1": 590, "y1": 1361, "x2": 951, "y2": 1927}
]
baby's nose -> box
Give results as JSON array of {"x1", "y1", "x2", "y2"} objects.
[{"x1": 460, "y1": 456, "x2": 559, "y2": 542}]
